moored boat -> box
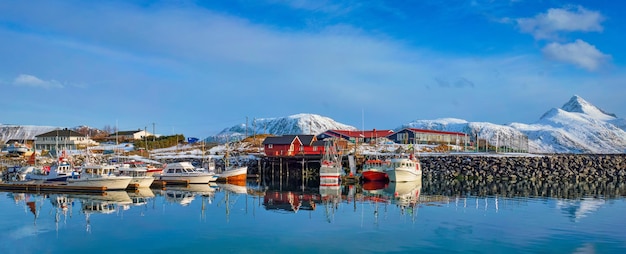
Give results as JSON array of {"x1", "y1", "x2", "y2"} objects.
[
  {"x1": 319, "y1": 141, "x2": 342, "y2": 183},
  {"x1": 361, "y1": 158, "x2": 389, "y2": 181},
  {"x1": 26, "y1": 157, "x2": 76, "y2": 182},
  {"x1": 157, "y1": 162, "x2": 217, "y2": 184},
  {"x1": 117, "y1": 163, "x2": 155, "y2": 188},
  {"x1": 384, "y1": 154, "x2": 422, "y2": 182},
  {"x1": 67, "y1": 164, "x2": 133, "y2": 190}
]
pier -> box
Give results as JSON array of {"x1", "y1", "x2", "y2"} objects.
[{"x1": 0, "y1": 181, "x2": 107, "y2": 193}]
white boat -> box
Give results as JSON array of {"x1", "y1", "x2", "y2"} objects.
[
  {"x1": 217, "y1": 144, "x2": 247, "y2": 183},
  {"x1": 319, "y1": 141, "x2": 342, "y2": 183},
  {"x1": 117, "y1": 163, "x2": 155, "y2": 188},
  {"x1": 157, "y1": 162, "x2": 217, "y2": 184},
  {"x1": 26, "y1": 158, "x2": 76, "y2": 182},
  {"x1": 2, "y1": 165, "x2": 37, "y2": 181},
  {"x1": 384, "y1": 154, "x2": 422, "y2": 182},
  {"x1": 67, "y1": 164, "x2": 133, "y2": 190},
  {"x1": 121, "y1": 160, "x2": 163, "y2": 176},
  {"x1": 218, "y1": 165, "x2": 247, "y2": 183}
]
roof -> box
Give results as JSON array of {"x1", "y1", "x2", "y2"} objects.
[
  {"x1": 297, "y1": 135, "x2": 316, "y2": 145},
  {"x1": 324, "y1": 129, "x2": 394, "y2": 139},
  {"x1": 405, "y1": 128, "x2": 466, "y2": 136},
  {"x1": 35, "y1": 128, "x2": 85, "y2": 137},
  {"x1": 262, "y1": 135, "x2": 299, "y2": 145},
  {"x1": 112, "y1": 129, "x2": 144, "y2": 136}
]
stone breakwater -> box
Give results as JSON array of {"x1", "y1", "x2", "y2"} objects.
[{"x1": 421, "y1": 154, "x2": 626, "y2": 182}]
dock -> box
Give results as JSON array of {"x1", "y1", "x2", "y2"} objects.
[{"x1": 0, "y1": 181, "x2": 107, "y2": 193}]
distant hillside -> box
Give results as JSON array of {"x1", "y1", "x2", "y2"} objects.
[
  {"x1": 0, "y1": 125, "x2": 107, "y2": 143},
  {"x1": 205, "y1": 113, "x2": 357, "y2": 142},
  {"x1": 403, "y1": 95, "x2": 626, "y2": 154}
]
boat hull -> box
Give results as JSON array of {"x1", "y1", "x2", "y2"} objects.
[
  {"x1": 67, "y1": 177, "x2": 133, "y2": 190},
  {"x1": 386, "y1": 167, "x2": 422, "y2": 182},
  {"x1": 218, "y1": 166, "x2": 247, "y2": 183},
  {"x1": 319, "y1": 165, "x2": 342, "y2": 180},
  {"x1": 130, "y1": 176, "x2": 155, "y2": 188}
]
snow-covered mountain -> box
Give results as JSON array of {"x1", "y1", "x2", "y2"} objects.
[
  {"x1": 0, "y1": 124, "x2": 59, "y2": 142},
  {"x1": 403, "y1": 95, "x2": 626, "y2": 154},
  {"x1": 206, "y1": 113, "x2": 357, "y2": 142},
  {"x1": 0, "y1": 125, "x2": 107, "y2": 144}
]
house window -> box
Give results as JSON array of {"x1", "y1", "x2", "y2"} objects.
[
  {"x1": 300, "y1": 145, "x2": 304, "y2": 151},
  {"x1": 313, "y1": 146, "x2": 318, "y2": 151},
  {"x1": 268, "y1": 144, "x2": 273, "y2": 149}
]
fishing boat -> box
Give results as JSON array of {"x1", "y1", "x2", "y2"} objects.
[
  {"x1": 26, "y1": 156, "x2": 76, "y2": 182},
  {"x1": 384, "y1": 153, "x2": 422, "y2": 182},
  {"x1": 156, "y1": 162, "x2": 217, "y2": 184},
  {"x1": 319, "y1": 140, "x2": 342, "y2": 185},
  {"x1": 124, "y1": 160, "x2": 163, "y2": 176},
  {"x1": 361, "y1": 158, "x2": 389, "y2": 181},
  {"x1": 67, "y1": 164, "x2": 133, "y2": 190},
  {"x1": 117, "y1": 163, "x2": 155, "y2": 188},
  {"x1": 217, "y1": 144, "x2": 247, "y2": 183}
]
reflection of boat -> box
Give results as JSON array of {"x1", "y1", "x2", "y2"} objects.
[
  {"x1": 117, "y1": 164, "x2": 155, "y2": 188},
  {"x1": 167, "y1": 184, "x2": 217, "y2": 197},
  {"x1": 157, "y1": 162, "x2": 217, "y2": 184},
  {"x1": 163, "y1": 188, "x2": 196, "y2": 206},
  {"x1": 127, "y1": 188, "x2": 155, "y2": 206},
  {"x1": 67, "y1": 164, "x2": 132, "y2": 190},
  {"x1": 384, "y1": 154, "x2": 422, "y2": 182},
  {"x1": 362, "y1": 181, "x2": 387, "y2": 194},
  {"x1": 383, "y1": 179, "x2": 422, "y2": 208},
  {"x1": 218, "y1": 182, "x2": 247, "y2": 194},
  {"x1": 73, "y1": 191, "x2": 132, "y2": 232}
]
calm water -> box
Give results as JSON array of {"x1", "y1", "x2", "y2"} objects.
[{"x1": 1, "y1": 178, "x2": 626, "y2": 254}]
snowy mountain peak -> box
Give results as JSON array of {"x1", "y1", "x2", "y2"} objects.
[
  {"x1": 206, "y1": 113, "x2": 356, "y2": 142},
  {"x1": 560, "y1": 95, "x2": 617, "y2": 120}
]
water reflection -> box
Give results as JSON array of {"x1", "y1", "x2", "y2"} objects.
[{"x1": 421, "y1": 177, "x2": 626, "y2": 199}]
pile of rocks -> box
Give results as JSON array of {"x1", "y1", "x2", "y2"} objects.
[{"x1": 421, "y1": 154, "x2": 626, "y2": 182}]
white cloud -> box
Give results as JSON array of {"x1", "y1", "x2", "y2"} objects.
[
  {"x1": 542, "y1": 39, "x2": 610, "y2": 71},
  {"x1": 517, "y1": 6, "x2": 604, "y2": 39},
  {"x1": 13, "y1": 74, "x2": 64, "y2": 89}
]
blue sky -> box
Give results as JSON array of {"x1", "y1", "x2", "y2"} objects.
[{"x1": 1, "y1": 0, "x2": 625, "y2": 138}]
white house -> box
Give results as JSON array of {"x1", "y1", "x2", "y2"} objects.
[
  {"x1": 110, "y1": 129, "x2": 153, "y2": 141},
  {"x1": 35, "y1": 128, "x2": 99, "y2": 151}
]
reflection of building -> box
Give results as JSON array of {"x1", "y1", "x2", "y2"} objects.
[
  {"x1": 263, "y1": 191, "x2": 318, "y2": 213},
  {"x1": 35, "y1": 128, "x2": 99, "y2": 150}
]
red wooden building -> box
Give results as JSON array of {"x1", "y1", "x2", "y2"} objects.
[{"x1": 262, "y1": 135, "x2": 326, "y2": 157}]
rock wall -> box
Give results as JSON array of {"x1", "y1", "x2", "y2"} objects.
[{"x1": 421, "y1": 154, "x2": 626, "y2": 182}]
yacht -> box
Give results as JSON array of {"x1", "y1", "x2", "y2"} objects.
[
  {"x1": 67, "y1": 164, "x2": 132, "y2": 190},
  {"x1": 117, "y1": 163, "x2": 155, "y2": 188},
  {"x1": 384, "y1": 154, "x2": 422, "y2": 182},
  {"x1": 156, "y1": 162, "x2": 217, "y2": 184}
]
